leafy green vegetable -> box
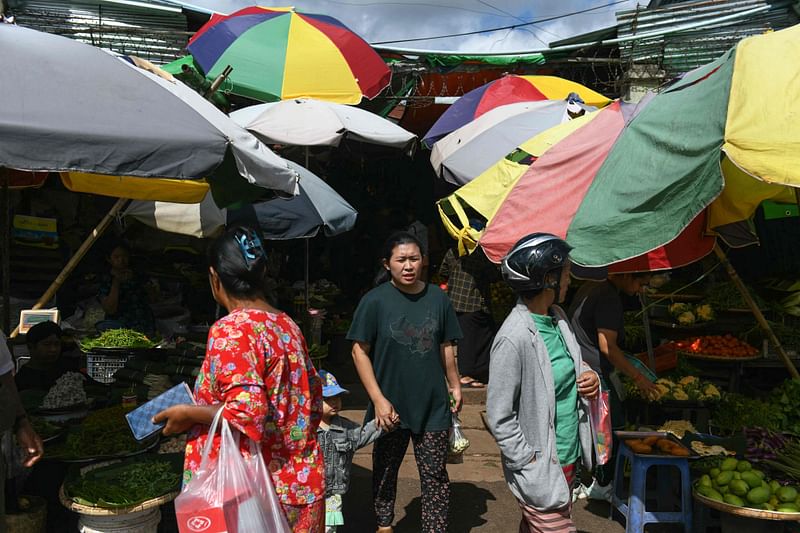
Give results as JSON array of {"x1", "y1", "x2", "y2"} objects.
[
  {"x1": 768, "y1": 379, "x2": 800, "y2": 436},
  {"x1": 711, "y1": 393, "x2": 783, "y2": 436},
  {"x1": 66, "y1": 459, "x2": 180, "y2": 508},
  {"x1": 80, "y1": 329, "x2": 155, "y2": 350},
  {"x1": 705, "y1": 282, "x2": 767, "y2": 311},
  {"x1": 30, "y1": 417, "x2": 63, "y2": 440},
  {"x1": 46, "y1": 405, "x2": 150, "y2": 459}
]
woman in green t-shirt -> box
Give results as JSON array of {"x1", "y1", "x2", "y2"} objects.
[
  {"x1": 347, "y1": 231, "x2": 463, "y2": 533},
  {"x1": 485, "y1": 233, "x2": 599, "y2": 533}
]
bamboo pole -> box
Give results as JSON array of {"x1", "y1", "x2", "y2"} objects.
[
  {"x1": 9, "y1": 197, "x2": 129, "y2": 338},
  {"x1": 1, "y1": 169, "x2": 10, "y2": 334},
  {"x1": 713, "y1": 243, "x2": 800, "y2": 380},
  {"x1": 305, "y1": 238, "x2": 310, "y2": 313}
]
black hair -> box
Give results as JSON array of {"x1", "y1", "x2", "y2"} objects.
[
  {"x1": 515, "y1": 269, "x2": 562, "y2": 301},
  {"x1": 207, "y1": 226, "x2": 269, "y2": 300},
  {"x1": 373, "y1": 231, "x2": 424, "y2": 286},
  {"x1": 26, "y1": 321, "x2": 62, "y2": 346},
  {"x1": 104, "y1": 239, "x2": 131, "y2": 258}
]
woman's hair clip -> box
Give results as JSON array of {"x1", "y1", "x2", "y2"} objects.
[{"x1": 234, "y1": 230, "x2": 265, "y2": 265}]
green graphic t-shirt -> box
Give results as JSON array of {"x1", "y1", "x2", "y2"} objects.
[
  {"x1": 531, "y1": 313, "x2": 580, "y2": 466},
  {"x1": 347, "y1": 283, "x2": 463, "y2": 433}
]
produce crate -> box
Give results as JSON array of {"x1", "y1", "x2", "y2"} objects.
[
  {"x1": 86, "y1": 352, "x2": 130, "y2": 384},
  {"x1": 634, "y1": 342, "x2": 679, "y2": 374}
]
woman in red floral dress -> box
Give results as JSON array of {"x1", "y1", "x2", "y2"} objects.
[{"x1": 155, "y1": 227, "x2": 325, "y2": 531}]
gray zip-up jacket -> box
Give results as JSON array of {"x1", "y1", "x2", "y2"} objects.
[
  {"x1": 317, "y1": 416, "x2": 382, "y2": 497},
  {"x1": 486, "y1": 303, "x2": 595, "y2": 511}
]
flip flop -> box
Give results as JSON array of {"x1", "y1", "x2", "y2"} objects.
[{"x1": 464, "y1": 380, "x2": 486, "y2": 388}]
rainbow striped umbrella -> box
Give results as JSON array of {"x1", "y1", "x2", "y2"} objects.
[
  {"x1": 186, "y1": 6, "x2": 391, "y2": 104},
  {"x1": 423, "y1": 75, "x2": 610, "y2": 147}
]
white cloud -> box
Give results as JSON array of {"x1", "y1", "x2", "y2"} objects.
[{"x1": 164, "y1": 0, "x2": 641, "y2": 52}]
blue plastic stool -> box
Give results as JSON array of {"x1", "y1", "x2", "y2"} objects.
[{"x1": 611, "y1": 441, "x2": 692, "y2": 533}]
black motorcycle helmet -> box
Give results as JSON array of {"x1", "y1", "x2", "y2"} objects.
[{"x1": 501, "y1": 233, "x2": 572, "y2": 295}]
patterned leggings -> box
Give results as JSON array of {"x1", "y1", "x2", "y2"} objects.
[
  {"x1": 373, "y1": 429, "x2": 449, "y2": 532},
  {"x1": 282, "y1": 499, "x2": 325, "y2": 533}
]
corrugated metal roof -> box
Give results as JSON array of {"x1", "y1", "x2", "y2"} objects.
[
  {"x1": 8, "y1": 0, "x2": 190, "y2": 63},
  {"x1": 616, "y1": 0, "x2": 798, "y2": 77}
]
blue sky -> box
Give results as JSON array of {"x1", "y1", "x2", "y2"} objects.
[{"x1": 163, "y1": 0, "x2": 641, "y2": 53}]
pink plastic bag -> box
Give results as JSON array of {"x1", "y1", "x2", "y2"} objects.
[
  {"x1": 175, "y1": 409, "x2": 291, "y2": 533},
  {"x1": 589, "y1": 387, "x2": 613, "y2": 465}
]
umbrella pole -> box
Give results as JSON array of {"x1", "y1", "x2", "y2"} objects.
[
  {"x1": 640, "y1": 293, "x2": 656, "y2": 371},
  {"x1": 713, "y1": 243, "x2": 800, "y2": 380},
  {"x1": 305, "y1": 238, "x2": 310, "y2": 313},
  {"x1": 9, "y1": 197, "x2": 129, "y2": 338},
  {"x1": 1, "y1": 169, "x2": 9, "y2": 334}
]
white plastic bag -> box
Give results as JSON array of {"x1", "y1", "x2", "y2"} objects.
[
  {"x1": 175, "y1": 408, "x2": 291, "y2": 533},
  {"x1": 448, "y1": 413, "x2": 470, "y2": 455}
]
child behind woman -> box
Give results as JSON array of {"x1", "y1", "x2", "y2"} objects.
[{"x1": 317, "y1": 370, "x2": 383, "y2": 532}]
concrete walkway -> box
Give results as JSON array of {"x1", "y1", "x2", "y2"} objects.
[
  {"x1": 339, "y1": 404, "x2": 629, "y2": 532},
  {"x1": 327, "y1": 357, "x2": 637, "y2": 532}
]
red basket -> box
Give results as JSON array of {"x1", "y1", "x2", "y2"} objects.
[{"x1": 634, "y1": 342, "x2": 678, "y2": 374}]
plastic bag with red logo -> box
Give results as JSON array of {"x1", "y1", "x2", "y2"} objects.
[
  {"x1": 589, "y1": 385, "x2": 613, "y2": 465},
  {"x1": 175, "y1": 408, "x2": 291, "y2": 533}
]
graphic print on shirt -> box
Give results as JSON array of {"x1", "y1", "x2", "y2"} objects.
[{"x1": 389, "y1": 312, "x2": 438, "y2": 355}]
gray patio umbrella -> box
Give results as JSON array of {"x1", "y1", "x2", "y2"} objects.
[
  {"x1": 125, "y1": 161, "x2": 357, "y2": 309},
  {"x1": 0, "y1": 24, "x2": 298, "y2": 197},
  {"x1": 125, "y1": 162, "x2": 357, "y2": 240},
  {"x1": 0, "y1": 24, "x2": 299, "y2": 332}
]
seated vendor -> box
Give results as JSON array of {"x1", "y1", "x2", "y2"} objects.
[
  {"x1": 97, "y1": 242, "x2": 155, "y2": 334},
  {"x1": 15, "y1": 321, "x2": 80, "y2": 392}
]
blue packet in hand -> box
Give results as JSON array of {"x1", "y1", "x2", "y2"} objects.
[{"x1": 125, "y1": 382, "x2": 195, "y2": 441}]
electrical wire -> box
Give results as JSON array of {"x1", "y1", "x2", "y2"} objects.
[
  {"x1": 319, "y1": 0, "x2": 505, "y2": 18},
  {"x1": 371, "y1": 0, "x2": 629, "y2": 45},
  {"x1": 475, "y1": 0, "x2": 552, "y2": 45}
]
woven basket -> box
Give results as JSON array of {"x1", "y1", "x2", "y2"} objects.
[{"x1": 59, "y1": 460, "x2": 178, "y2": 516}]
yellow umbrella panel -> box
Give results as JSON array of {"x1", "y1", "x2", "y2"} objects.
[
  {"x1": 61, "y1": 172, "x2": 210, "y2": 203},
  {"x1": 723, "y1": 25, "x2": 800, "y2": 187}
]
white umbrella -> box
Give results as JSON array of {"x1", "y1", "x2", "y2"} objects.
[
  {"x1": 430, "y1": 99, "x2": 595, "y2": 185},
  {"x1": 230, "y1": 98, "x2": 417, "y2": 154}
]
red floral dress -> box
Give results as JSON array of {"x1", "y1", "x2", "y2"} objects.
[{"x1": 183, "y1": 308, "x2": 325, "y2": 512}]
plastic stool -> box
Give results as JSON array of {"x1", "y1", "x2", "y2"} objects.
[{"x1": 612, "y1": 441, "x2": 692, "y2": 532}]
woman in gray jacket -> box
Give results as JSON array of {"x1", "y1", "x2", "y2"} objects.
[{"x1": 486, "y1": 233, "x2": 599, "y2": 533}]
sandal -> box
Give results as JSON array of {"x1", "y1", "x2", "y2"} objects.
[{"x1": 460, "y1": 378, "x2": 486, "y2": 388}]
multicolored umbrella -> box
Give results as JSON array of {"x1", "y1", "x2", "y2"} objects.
[
  {"x1": 184, "y1": 6, "x2": 391, "y2": 104},
  {"x1": 437, "y1": 108, "x2": 603, "y2": 255},
  {"x1": 423, "y1": 75, "x2": 611, "y2": 147},
  {"x1": 430, "y1": 99, "x2": 595, "y2": 185},
  {"x1": 469, "y1": 24, "x2": 800, "y2": 268},
  {"x1": 564, "y1": 24, "x2": 800, "y2": 267}
]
